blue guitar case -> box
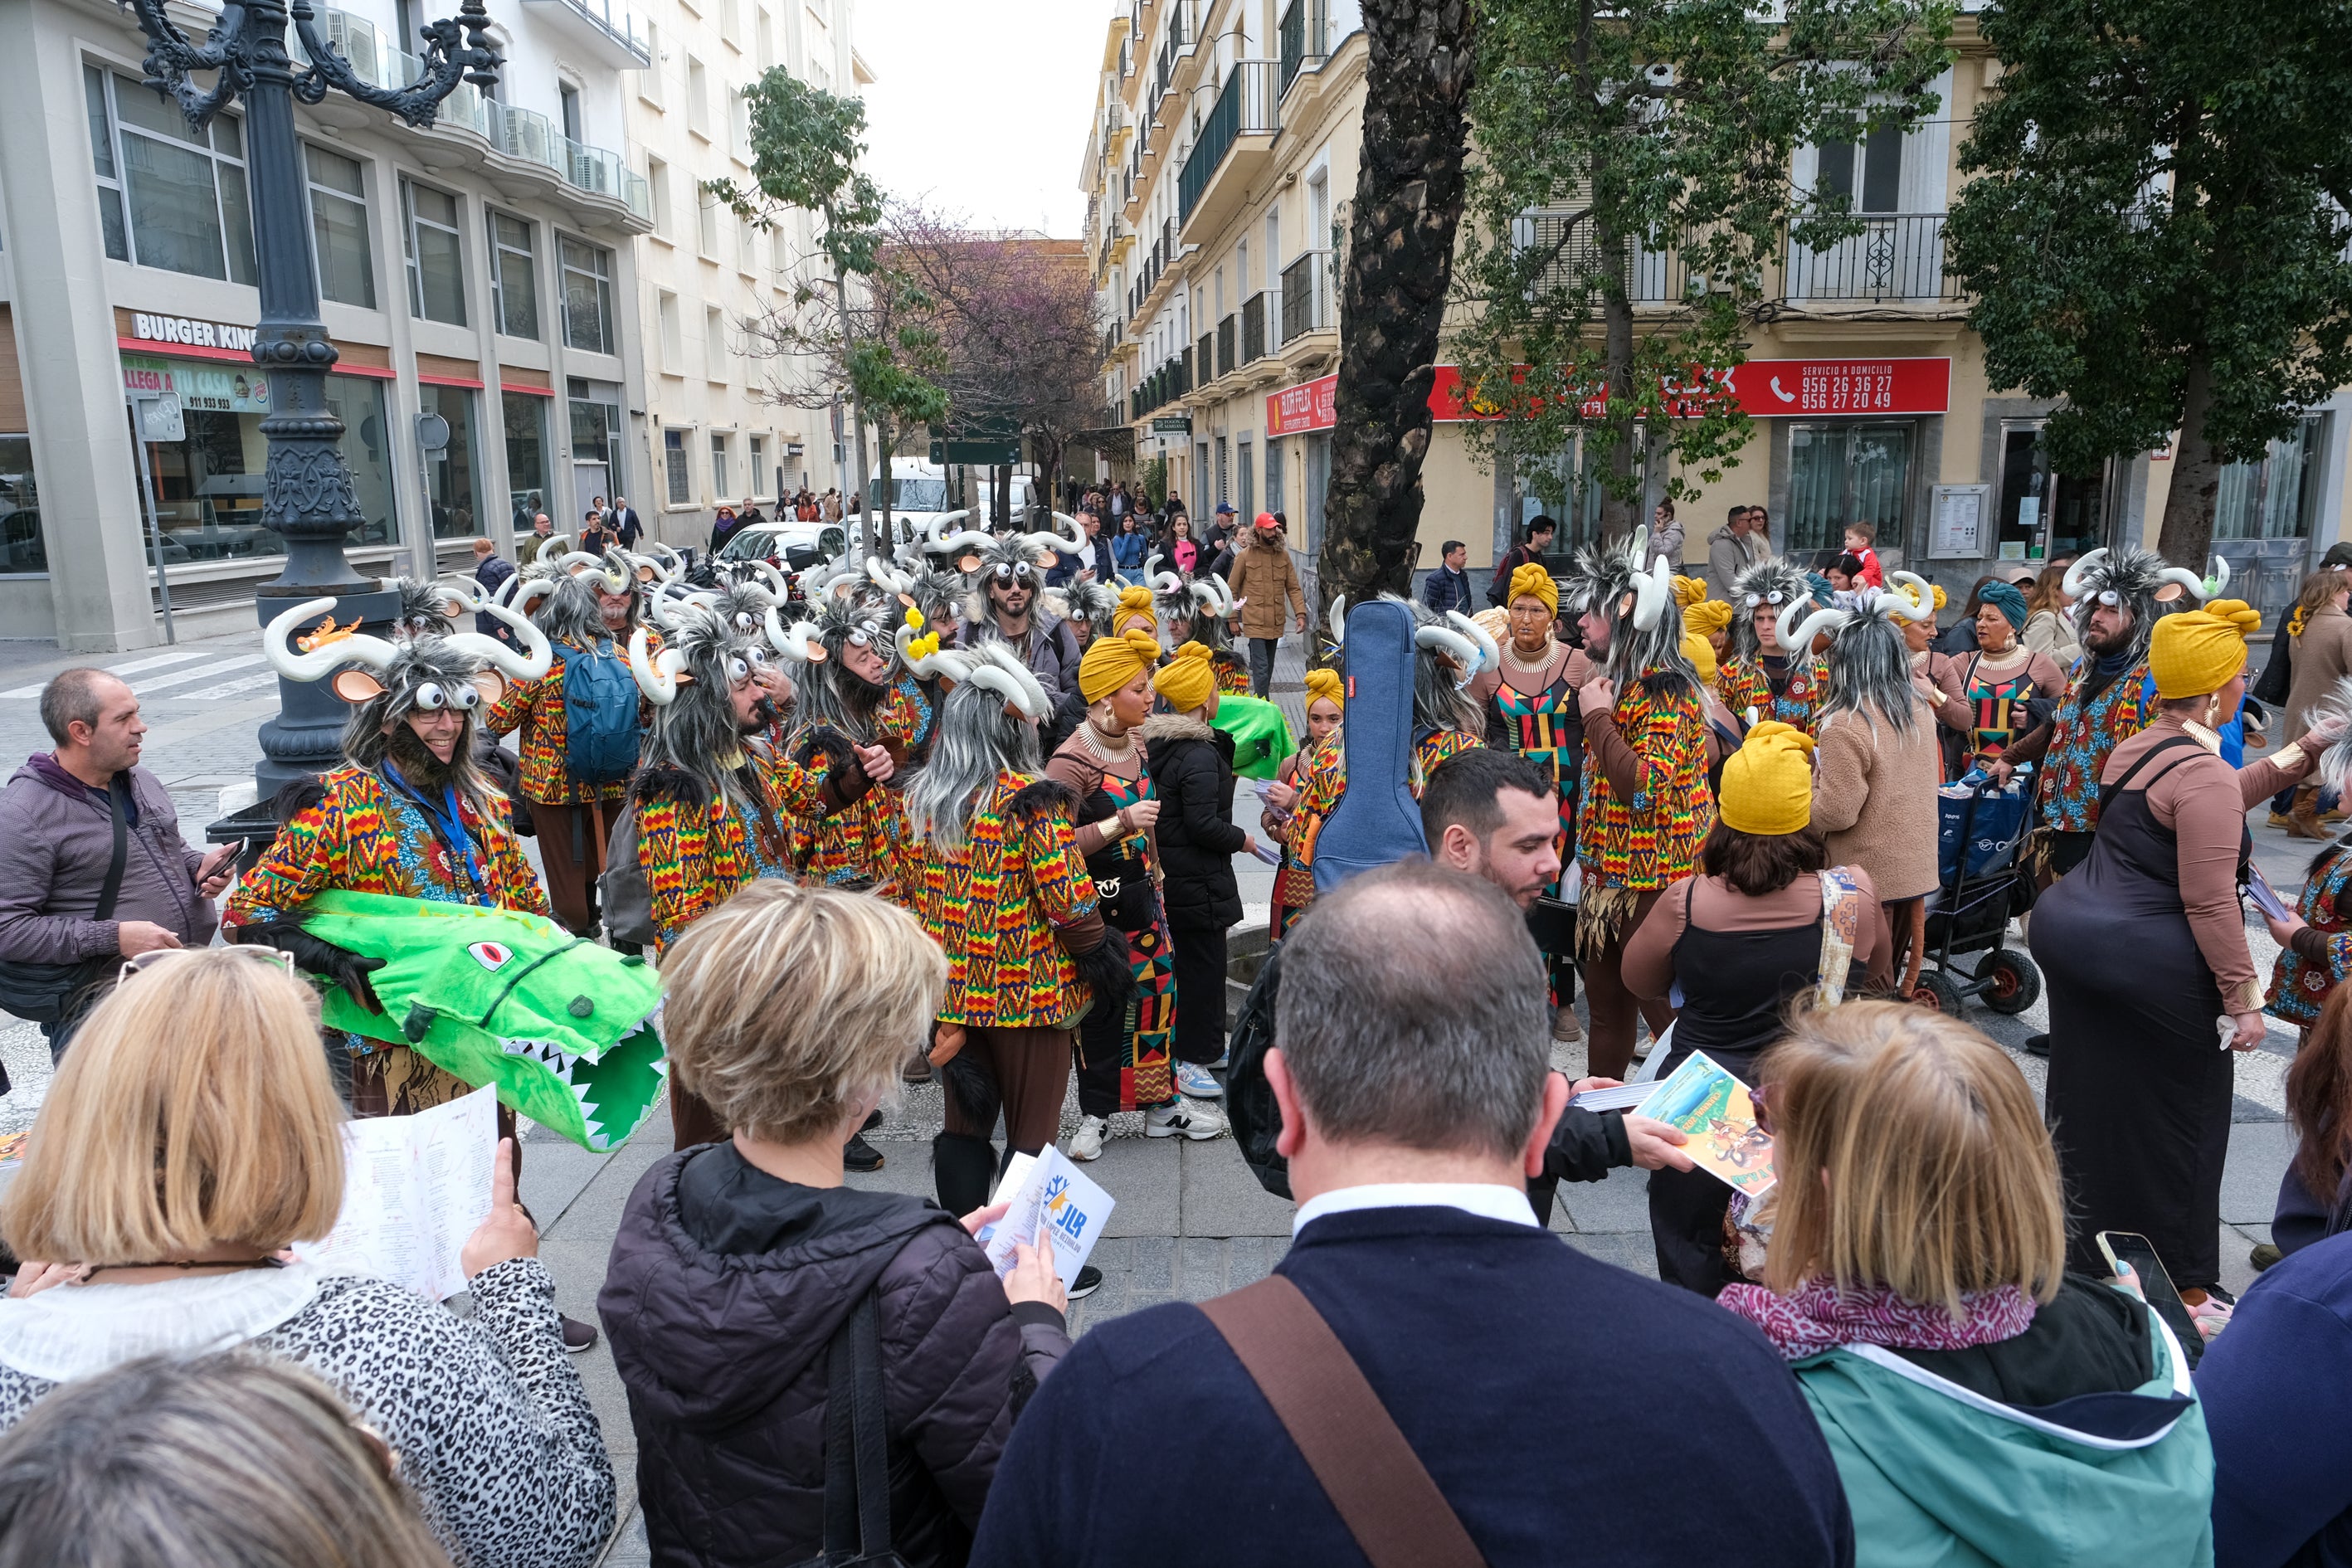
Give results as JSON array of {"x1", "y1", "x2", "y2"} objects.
[{"x1": 1312, "y1": 597, "x2": 1426, "y2": 894}]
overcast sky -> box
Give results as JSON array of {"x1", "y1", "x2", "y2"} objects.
[{"x1": 856, "y1": 0, "x2": 1104, "y2": 238}]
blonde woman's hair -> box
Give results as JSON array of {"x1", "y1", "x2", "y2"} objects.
[
  {"x1": 0, "y1": 1351, "x2": 450, "y2": 1568},
  {"x1": 1, "y1": 949, "x2": 346, "y2": 1265},
  {"x1": 660, "y1": 879, "x2": 947, "y2": 1143},
  {"x1": 1760, "y1": 1001, "x2": 2067, "y2": 1317}
]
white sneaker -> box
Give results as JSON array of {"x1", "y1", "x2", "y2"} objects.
[
  {"x1": 1069, "y1": 1114, "x2": 1108, "y2": 1162},
  {"x1": 1147, "y1": 1097, "x2": 1228, "y2": 1141}
]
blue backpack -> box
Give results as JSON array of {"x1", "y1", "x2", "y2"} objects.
[{"x1": 560, "y1": 641, "x2": 641, "y2": 786}]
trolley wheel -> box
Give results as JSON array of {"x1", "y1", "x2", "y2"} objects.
[
  {"x1": 1979, "y1": 949, "x2": 2043, "y2": 1015},
  {"x1": 1910, "y1": 970, "x2": 1965, "y2": 1018}
]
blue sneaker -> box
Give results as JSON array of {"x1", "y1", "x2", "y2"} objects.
[{"x1": 1175, "y1": 1061, "x2": 1224, "y2": 1099}]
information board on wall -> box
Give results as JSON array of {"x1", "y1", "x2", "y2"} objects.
[{"x1": 1929, "y1": 485, "x2": 1990, "y2": 560}]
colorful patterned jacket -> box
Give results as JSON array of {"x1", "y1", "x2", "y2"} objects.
[
  {"x1": 2269, "y1": 845, "x2": 2352, "y2": 1029},
  {"x1": 1717, "y1": 655, "x2": 1830, "y2": 736},
  {"x1": 790, "y1": 684, "x2": 918, "y2": 889},
  {"x1": 226, "y1": 766, "x2": 549, "y2": 929},
  {"x1": 2037, "y1": 659, "x2": 2155, "y2": 833},
  {"x1": 1578, "y1": 680, "x2": 1714, "y2": 891},
  {"x1": 631, "y1": 739, "x2": 856, "y2": 952},
  {"x1": 485, "y1": 631, "x2": 659, "y2": 806},
  {"x1": 897, "y1": 771, "x2": 1098, "y2": 1029}
]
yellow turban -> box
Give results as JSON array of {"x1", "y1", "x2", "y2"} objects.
[
  {"x1": 1507, "y1": 562, "x2": 1558, "y2": 616},
  {"x1": 1303, "y1": 667, "x2": 1345, "y2": 711},
  {"x1": 1682, "y1": 631, "x2": 1718, "y2": 684},
  {"x1": 1152, "y1": 640, "x2": 1218, "y2": 712},
  {"x1": 1719, "y1": 720, "x2": 1816, "y2": 836},
  {"x1": 1931, "y1": 584, "x2": 1949, "y2": 611},
  {"x1": 2150, "y1": 598, "x2": 2262, "y2": 699},
  {"x1": 1683, "y1": 599, "x2": 1734, "y2": 640},
  {"x1": 1673, "y1": 575, "x2": 1708, "y2": 610},
  {"x1": 1110, "y1": 585, "x2": 1157, "y2": 637},
  {"x1": 1078, "y1": 626, "x2": 1164, "y2": 704}
]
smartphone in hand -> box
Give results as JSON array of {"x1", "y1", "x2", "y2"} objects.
[{"x1": 2096, "y1": 1230, "x2": 2206, "y2": 1369}]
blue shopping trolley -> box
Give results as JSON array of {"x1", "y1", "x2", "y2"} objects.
[{"x1": 1911, "y1": 765, "x2": 2043, "y2": 1017}]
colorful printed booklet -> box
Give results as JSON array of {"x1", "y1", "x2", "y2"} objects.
[
  {"x1": 981, "y1": 1147, "x2": 1116, "y2": 1292},
  {"x1": 1634, "y1": 1051, "x2": 1777, "y2": 1198}
]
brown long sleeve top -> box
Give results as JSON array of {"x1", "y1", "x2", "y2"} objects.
[
  {"x1": 1622, "y1": 870, "x2": 1893, "y2": 1001},
  {"x1": 1810, "y1": 702, "x2": 1943, "y2": 903},
  {"x1": 2101, "y1": 713, "x2": 2315, "y2": 1013}
]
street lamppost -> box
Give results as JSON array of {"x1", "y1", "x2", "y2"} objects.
[{"x1": 119, "y1": 0, "x2": 503, "y2": 802}]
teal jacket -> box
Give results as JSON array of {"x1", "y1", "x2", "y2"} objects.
[{"x1": 1793, "y1": 1304, "x2": 2213, "y2": 1568}]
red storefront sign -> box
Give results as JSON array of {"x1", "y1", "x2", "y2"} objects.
[{"x1": 1265, "y1": 356, "x2": 1950, "y2": 434}]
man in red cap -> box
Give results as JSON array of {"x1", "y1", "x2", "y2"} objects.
[{"x1": 1225, "y1": 511, "x2": 1309, "y2": 698}]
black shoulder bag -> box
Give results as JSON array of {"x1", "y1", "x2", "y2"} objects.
[
  {"x1": 0, "y1": 777, "x2": 130, "y2": 1025},
  {"x1": 791, "y1": 1292, "x2": 907, "y2": 1568}
]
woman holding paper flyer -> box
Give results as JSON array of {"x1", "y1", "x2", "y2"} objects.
[
  {"x1": 2032, "y1": 601, "x2": 2334, "y2": 1300},
  {"x1": 1622, "y1": 723, "x2": 1891, "y2": 1296},
  {"x1": 0, "y1": 948, "x2": 616, "y2": 1568}
]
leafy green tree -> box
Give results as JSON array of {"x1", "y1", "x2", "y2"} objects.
[
  {"x1": 1456, "y1": 0, "x2": 1950, "y2": 541},
  {"x1": 1946, "y1": 0, "x2": 2352, "y2": 566},
  {"x1": 709, "y1": 71, "x2": 947, "y2": 556}
]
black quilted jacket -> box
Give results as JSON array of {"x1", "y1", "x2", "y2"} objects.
[{"x1": 600, "y1": 1144, "x2": 1070, "y2": 1567}]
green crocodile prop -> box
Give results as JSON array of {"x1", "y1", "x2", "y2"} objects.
[
  {"x1": 1210, "y1": 692, "x2": 1296, "y2": 780},
  {"x1": 300, "y1": 890, "x2": 666, "y2": 1152}
]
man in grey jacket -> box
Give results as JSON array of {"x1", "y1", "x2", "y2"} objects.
[
  {"x1": 0, "y1": 669, "x2": 232, "y2": 1052},
  {"x1": 1705, "y1": 505, "x2": 1769, "y2": 600}
]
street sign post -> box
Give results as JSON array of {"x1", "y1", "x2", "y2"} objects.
[{"x1": 126, "y1": 391, "x2": 183, "y2": 644}]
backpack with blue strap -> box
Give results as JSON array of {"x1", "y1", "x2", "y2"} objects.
[{"x1": 559, "y1": 637, "x2": 642, "y2": 786}]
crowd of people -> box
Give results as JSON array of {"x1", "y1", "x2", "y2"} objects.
[{"x1": 2, "y1": 499, "x2": 2352, "y2": 1568}]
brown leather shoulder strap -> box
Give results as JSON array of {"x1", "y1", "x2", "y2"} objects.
[{"x1": 1198, "y1": 1274, "x2": 1487, "y2": 1568}]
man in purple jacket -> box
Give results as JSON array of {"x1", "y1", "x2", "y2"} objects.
[{"x1": 0, "y1": 668, "x2": 233, "y2": 1053}]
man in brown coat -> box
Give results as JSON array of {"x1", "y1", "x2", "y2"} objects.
[{"x1": 1225, "y1": 513, "x2": 1309, "y2": 698}]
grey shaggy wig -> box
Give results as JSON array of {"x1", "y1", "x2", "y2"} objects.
[
  {"x1": 2067, "y1": 544, "x2": 2173, "y2": 663},
  {"x1": 1400, "y1": 596, "x2": 1488, "y2": 737},
  {"x1": 1817, "y1": 592, "x2": 1924, "y2": 737},
  {"x1": 337, "y1": 636, "x2": 502, "y2": 816},
  {"x1": 1565, "y1": 532, "x2": 1702, "y2": 700},
  {"x1": 1726, "y1": 557, "x2": 1819, "y2": 663},
  {"x1": 635, "y1": 606, "x2": 781, "y2": 821},
  {"x1": 902, "y1": 676, "x2": 1043, "y2": 852},
  {"x1": 790, "y1": 595, "x2": 901, "y2": 743}
]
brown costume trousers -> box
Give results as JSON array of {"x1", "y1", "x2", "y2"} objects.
[
  {"x1": 942, "y1": 1025, "x2": 1072, "y2": 1155},
  {"x1": 1580, "y1": 888, "x2": 1674, "y2": 1081},
  {"x1": 533, "y1": 797, "x2": 614, "y2": 936}
]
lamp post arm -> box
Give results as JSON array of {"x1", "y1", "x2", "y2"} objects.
[
  {"x1": 123, "y1": 0, "x2": 261, "y2": 131},
  {"x1": 288, "y1": 0, "x2": 502, "y2": 126}
]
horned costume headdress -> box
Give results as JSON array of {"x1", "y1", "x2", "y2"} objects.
[
  {"x1": 1784, "y1": 572, "x2": 1939, "y2": 737},
  {"x1": 625, "y1": 604, "x2": 806, "y2": 856},
  {"x1": 1323, "y1": 592, "x2": 1499, "y2": 737},
  {"x1": 1565, "y1": 525, "x2": 1700, "y2": 698},
  {"x1": 385, "y1": 576, "x2": 473, "y2": 641},
  {"x1": 1149, "y1": 554, "x2": 1239, "y2": 652},
  {"x1": 2062, "y1": 546, "x2": 2229, "y2": 663},
  {"x1": 1726, "y1": 556, "x2": 1820, "y2": 664},
  {"x1": 509, "y1": 546, "x2": 649, "y2": 647},
  {"x1": 955, "y1": 513, "x2": 1089, "y2": 628},
  {"x1": 775, "y1": 591, "x2": 902, "y2": 743}
]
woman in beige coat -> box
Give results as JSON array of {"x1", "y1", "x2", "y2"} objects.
[{"x1": 2281, "y1": 567, "x2": 2352, "y2": 836}]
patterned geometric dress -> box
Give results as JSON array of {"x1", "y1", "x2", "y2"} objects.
[
  {"x1": 1575, "y1": 681, "x2": 1715, "y2": 958},
  {"x1": 1717, "y1": 655, "x2": 1830, "y2": 736},
  {"x1": 1491, "y1": 658, "x2": 1580, "y2": 891},
  {"x1": 790, "y1": 684, "x2": 918, "y2": 891},
  {"x1": 1083, "y1": 769, "x2": 1176, "y2": 1111},
  {"x1": 2268, "y1": 844, "x2": 2352, "y2": 1031}
]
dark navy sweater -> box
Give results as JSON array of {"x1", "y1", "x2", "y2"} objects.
[
  {"x1": 2199, "y1": 1229, "x2": 2352, "y2": 1568},
  {"x1": 970, "y1": 1205, "x2": 1853, "y2": 1568}
]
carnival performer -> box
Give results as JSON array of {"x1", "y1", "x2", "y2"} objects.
[
  {"x1": 1899, "y1": 581, "x2": 1957, "y2": 777},
  {"x1": 1263, "y1": 666, "x2": 1344, "y2": 939},
  {"x1": 226, "y1": 592, "x2": 553, "y2": 1115},
  {"x1": 1791, "y1": 576, "x2": 1944, "y2": 993},
  {"x1": 1927, "y1": 577, "x2": 2066, "y2": 773},
  {"x1": 948, "y1": 513, "x2": 1089, "y2": 701},
  {"x1": 1719, "y1": 558, "x2": 1831, "y2": 735},
  {"x1": 898, "y1": 640, "x2": 1131, "y2": 1284},
  {"x1": 1045, "y1": 631, "x2": 1229, "y2": 1161},
  {"x1": 1567, "y1": 528, "x2": 1720, "y2": 1079},
  {"x1": 486, "y1": 548, "x2": 652, "y2": 936},
  {"x1": 1483, "y1": 560, "x2": 1589, "y2": 1044},
  {"x1": 1041, "y1": 582, "x2": 1156, "y2": 754},
  {"x1": 1283, "y1": 596, "x2": 1493, "y2": 922},
  {"x1": 1152, "y1": 558, "x2": 1252, "y2": 696},
  {"x1": 861, "y1": 553, "x2": 954, "y2": 766},
  {"x1": 772, "y1": 591, "x2": 919, "y2": 890},
  {"x1": 2031, "y1": 599, "x2": 2330, "y2": 1300}
]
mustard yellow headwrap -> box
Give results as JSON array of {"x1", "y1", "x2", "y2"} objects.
[
  {"x1": 1507, "y1": 562, "x2": 1557, "y2": 616},
  {"x1": 1078, "y1": 626, "x2": 1165, "y2": 704},
  {"x1": 1303, "y1": 667, "x2": 1345, "y2": 711},
  {"x1": 1152, "y1": 640, "x2": 1218, "y2": 712},
  {"x1": 2150, "y1": 598, "x2": 2262, "y2": 700},
  {"x1": 1683, "y1": 599, "x2": 1734, "y2": 641},
  {"x1": 1673, "y1": 575, "x2": 1708, "y2": 611},
  {"x1": 1719, "y1": 720, "x2": 1816, "y2": 836},
  {"x1": 1682, "y1": 632, "x2": 1719, "y2": 684},
  {"x1": 1931, "y1": 584, "x2": 1949, "y2": 611},
  {"x1": 1110, "y1": 585, "x2": 1157, "y2": 637}
]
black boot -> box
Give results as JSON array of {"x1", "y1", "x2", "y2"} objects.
[{"x1": 933, "y1": 1132, "x2": 997, "y2": 1217}]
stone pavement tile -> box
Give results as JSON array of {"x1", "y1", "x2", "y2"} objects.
[
  {"x1": 2222, "y1": 1122, "x2": 2296, "y2": 1225},
  {"x1": 1557, "y1": 1165, "x2": 1652, "y2": 1235},
  {"x1": 1176, "y1": 1235, "x2": 1230, "y2": 1301},
  {"x1": 599, "y1": 1508, "x2": 652, "y2": 1566},
  {"x1": 2218, "y1": 1225, "x2": 2262, "y2": 1302},
  {"x1": 1178, "y1": 1136, "x2": 1296, "y2": 1237},
  {"x1": 1561, "y1": 1229, "x2": 1660, "y2": 1279},
  {"x1": 1089, "y1": 1135, "x2": 1181, "y2": 1238},
  {"x1": 1225, "y1": 1233, "x2": 1288, "y2": 1289},
  {"x1": 519, "y1": 1123, "x2": 624, "y2": 1233}
]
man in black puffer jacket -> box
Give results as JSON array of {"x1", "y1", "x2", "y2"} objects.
[
  {"x1": 1145, "y1": 651, "x2": 1251, "y2": 1103},
  {"x1": 600, "y1": 883, "x2": 1069, "y2": 1568}
]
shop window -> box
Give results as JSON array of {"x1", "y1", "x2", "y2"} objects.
[
  {"x1": 305, "y1": 144, "x2": 375, "y2": 309},
  {"x1": 559, "y1": 235, "x2": 616, "y2": 354},
  {"x1": 489, "y1": 212, "x2": 540, "y2": 339},
  {"x1": 1785, "y1": 421, "x2": 1912, "y2": 556},
  {"x1": 87, "y1": 67, "x2": 254, "y2": 285},
  {"x1": 418, "y1": 383, "x2": 481, "y2": 538},
  {"x1": 504, "y1": 392, "x2": 548, "y2": 531},
  {"x1": 402, "y1": 179, "x2": 467, "y2": 326},
  {"x1": 1237, "y1": 436, "x2": 1254, "y2": 519},
  {"x1": 1994, "y1": 421, "x2": 2106, "y2": 565},
  {"x1": 710, "y1": 431, "x2": 731, "y2": 496},
  {"x1": 569, "y1": 381, "x2": 621, "y2": 522},
  {"x1": 327, "y1": 375, "x2": 400, "y2": 547},
  {"x1": 665, "y1": 428, "x2": 691, "y2": 505},
  {"x1": 0, "y1": 434, "x2": 46, "y2": 575}
]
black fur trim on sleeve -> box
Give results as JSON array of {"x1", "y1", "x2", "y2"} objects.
[
  {"x1": 272, "y1": 777, "x2": 327, "y2": 826},
  {"x1": 1007, "y1": 777, "x2": 1079, "y2": 826},
  {"x1": 1067, "y1": 925, "x2": 1136, "y2": 1010},
  {"x1": 791, "y1": 724, "x2": 858, "y2": 774},
  {"x1": 938, "y1": 1051, "x2": 1003, "y2": 1131},
  {"x1": 628, "y1": 765, "x2": 712, "y2": 809}
]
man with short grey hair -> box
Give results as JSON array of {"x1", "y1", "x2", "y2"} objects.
[
  {"x1": 0, "y1": 669, "x2": 232, "y2": 1054},
  {"x1": 972, "y1": 859, "x2": 1853, "y2": 1568}
]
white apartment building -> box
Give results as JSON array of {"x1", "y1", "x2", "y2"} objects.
[
  {"x1": 623, "y1": 0, "x2": 869, "y2": 550},
  {"x1": 0, "y1": 0, "x2": 658, "y2": 647}
]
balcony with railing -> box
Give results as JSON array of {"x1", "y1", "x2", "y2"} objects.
[
  {"x1": 1216, "y1": 313, "x2": 1237, "y2": 377},
  {"x1": 1177, "y1": 61, "x2": 1281, "y2": 231},
  {"x1": 1781, "y1": 214, "x2": 1957, "y2": 304},
  {"x1": 1240, "y1": 292, "x2": 1268, "y2": 363},
  {"x1": 1280, "y1": 249, "x2": 1332, "y2": 341},
  {"x1": 519, "y1": 0, "x2": 653, "y2": 70},
  {"x1": 1197, "y1": 330, "x2": 1215, "y2": 383},
  {"x1": 1278, "y1": 0, "x2": 1329, "y2": 97}
]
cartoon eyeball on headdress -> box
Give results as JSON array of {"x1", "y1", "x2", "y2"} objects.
[
  {"x1": 1746, "y1": 590, "x2": 1789, "y2": 608},
  {"x1": 991, "y1": 560, "x2": 1040, "y2": 588},
  {"x1": 409, "y1": 680, "x2": 483, "y2": 712}
]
